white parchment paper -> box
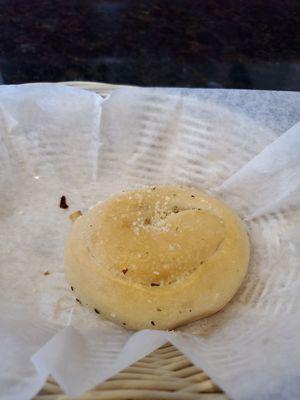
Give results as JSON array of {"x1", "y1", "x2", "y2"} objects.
[{"x1": 0, "y1": 83, "x2": 299, "y2": 400}]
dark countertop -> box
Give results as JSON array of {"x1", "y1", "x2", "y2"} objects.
[{"x1": 0, "y1": 0, "x2": 299, "y2": 90}]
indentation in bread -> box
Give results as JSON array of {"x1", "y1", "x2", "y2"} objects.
[{"x1": 86, "y1": 187, "x2": 225, "y2": 286}]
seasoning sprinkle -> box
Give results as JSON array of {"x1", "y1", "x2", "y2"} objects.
[
  {"x1": 70, "y1": 286, "x2": 74, "y2": 291},
  {"x1": 151, "y1": 321, "x2": 155, "y2": 326},
  {"x1": 59, "y1": 195, "x2": 69, "y2": 209},
  {"x1": 175, "y1": 226, "x2": 179, "y2": 231},
  {"x1": 94, "y1": 308, "x2": 100, "y2": 314},
  {"x1": 152, "y1": 187, "x2": 156, "y2": 190},
  {"x1": 43, "y1": 271, "x2": 50, "y2": 276},
  {"x1": 173, "y1": 205, "x2": 179, "y2": 213},
  {"x1": 144, "y1": 217, "x2": 151, "y2": 225},
  {"x1": 173, "y1": 193, "x2": 177, "y2": 196},
  {"x1": 151, "y1": 283, "x2": 160, "y2": 287},
  {"x1": 122, "y1": 268, "x2": 128, "y2": 274},
  {"x1": 76, "y1": 298, "x2": 82, "y2": 304},
  {"x1": 189, "y1": 309, "x2": 192, "y2": 312},
  {"x1": 191, "y1": 195, "x2": 195, "y2": 198},
  {"x1": 157, "y1": 308, "x2": 162, "y2": 312},
  {"x1": 122, "y1": 322, "x2": 126, "y2": 326}
]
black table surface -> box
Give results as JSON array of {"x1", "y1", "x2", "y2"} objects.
[{"x1": 0, "y1": 0, "x2": 299, "y2": 90}]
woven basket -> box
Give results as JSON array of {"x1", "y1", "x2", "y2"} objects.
[{"x1": 36, "y1": 81, "x2": 228, "y2": 400}]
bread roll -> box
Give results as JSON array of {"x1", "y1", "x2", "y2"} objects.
[{"x1": 64, "y1": 185, "x2": 249, "y2": 330}]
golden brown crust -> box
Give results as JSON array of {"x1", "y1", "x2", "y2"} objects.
[{"x1": 64, "y1": 185, "x2": 250, "y2": 330}]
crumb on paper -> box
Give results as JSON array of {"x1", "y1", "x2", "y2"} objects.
[
  {"x1": 59, "y1": 195, "x2": 69, "y2": 209},
  {"x1": 70, "y1": 210, "x2": 82, "y2": 222}
]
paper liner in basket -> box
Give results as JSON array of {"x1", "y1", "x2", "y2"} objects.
[{"x1": 0, "y1": 84, "x2": 299, "y2": 400}]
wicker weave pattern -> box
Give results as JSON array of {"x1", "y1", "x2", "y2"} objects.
[
  {"x1": 37, "y1": 343, "x2": 226, "y2": 399},
  {"x1": 35, "y1": 82, "x2": 227, "y2": 400}
]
